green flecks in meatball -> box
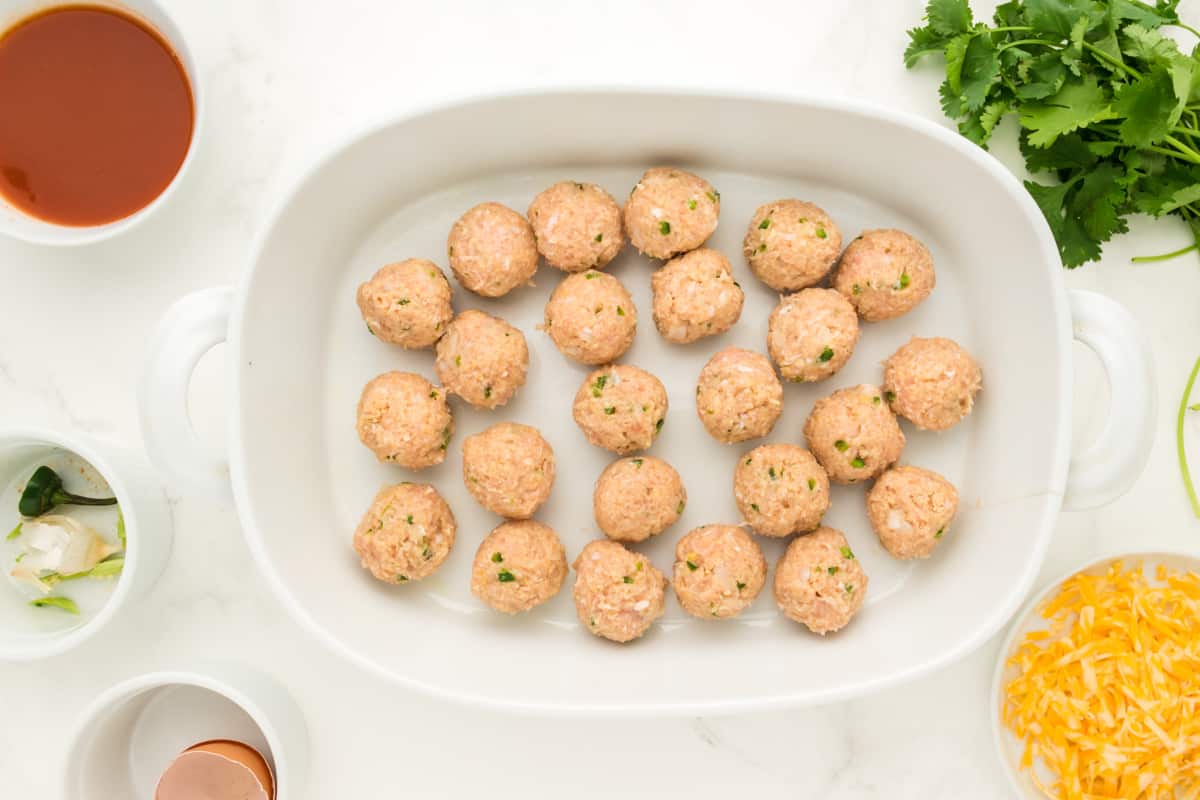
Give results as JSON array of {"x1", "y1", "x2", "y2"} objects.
[
  {"x1": 850, "y1": 456, "x2": 866, "y2": 469},
  {"x1": 604, "y1": 406, "x2": 616, "y2": 415},
  {"x1": 454, "y1": 354, "x2": 462, "y2": 367},
  {"x1": 594, "y1": 232, "x2": 603, "y2": 242},
  {"x1": 706, "y1": 190, "x2": 719, "y2": 203},
  {"x1": 828, "y1": 566, "x2": 839, "y2": 576},
  {"x1": 635, "y1": 561, "x2": 644, "y2": 572},
  {"x1": 736, "y1": 581, "x2": 747, "y2": 590},
  {"x1": 623, "y1": 575, "x2": 635, "y2": 584},
  {"x1": 655, "y1": 418, "x2": 665, "y2": 433},
  {"x1": 807, "y1": 478, "x2": 816, "y2": 491},
  {"x1": 768, "y1": 466, "x2": 778, "y2": 480},
  {"x1": 750, "y1": 503, "x2": 760, "y2": 512},
  {"x1": 421, "y1": 538, "x2": 433, "y2": 561},
  {"x1": 798, "y1": 216, "x2": 808, "y2": 223},
  {"x1": 818, "y1": 347, "x2": 834, "y2": 363},
  {"x1": 632, "y1": 458, "x2": 643, "y2": 468},
  {"x1": 845, "y1": 583, "x2": 855, "y2": 594},
  {"x1": 585, "y1": 271, "x2": 600, "y2": 279},
  {"x1": 841, "y1": 546, "x2": 855, "y2": 560},
  {"x1": 852, "y1": 284, "x2": 862, "y2": 295},
  {"x1": 686, "y1": 559, "x2": 699, "y2": 571},
  {"x1": 872, "y1": 395, "x2": 881, "y2": 405},
  {"x1": 405, "y1": 514, "x2": 414, "y2": 524},
  {"x1": 591, "y1": 375, "x2": 608, "y2": 397},
  {"x1": 885, "y1": 390, "x2": 897, "y2": 403},
  {"x1": 616, "y1": 306, "x2": 625, "y2": 316},
  {"x1": 484, "y1": 385, "x2": 493, "y2": 399},
  {"x1": 396, "y1": 298, "x2": 410, "y2": 306},
  {"x1": 659, "y1": 221, "x2": 671, "y2": 235},
  {"x1": 815, "y1": 227, "x2": 828, "y2": 239},
  {"x1": 440, "y1": 427, "x2": 451, "y2": 451},
  {"x1": 366, "y1": 323, "x2": 375, "y2": 336},
  {"x1": 758, "y1": 243, "x2": 767, "y2": 252},
  {"x1": 396, "y1": 574, "x2": 409, "y2": 583},
  {"x1": 759, "y1": 218, "x2": 771, "y2": 230},
  {"x1": 429, "y1": 389, "x2": 439, "y2": 399},
  {"x1": 497, "y1": 569, "x2": 516, "y2": 583},
  {"x1": 491, "y1": 551, "x2": 504, "y2": 563},
  {"x1": 574, "y1": 182, "x2": 586, "y2": 190},
  {"x1": 935, "y1": 527, "x2": 945, "y2": 539},
  {"x1": 895, "y1": 271, "x2": 911, "y2": 290},
  {"x1": 676, "y1": 500, "x2": 685, "y2": 514},
  {"x1": 688, "y1": 198, "x2": 697, "y2": 210},
  {"x1": 834, "y1": 440, "x2": 849, "y2": 452}
]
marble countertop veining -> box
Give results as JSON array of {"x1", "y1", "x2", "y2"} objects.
[{"x1": 1, "y1": 0, "x2": 1198, "y2": 796}]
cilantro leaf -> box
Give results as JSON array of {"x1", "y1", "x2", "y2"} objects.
[
  {"x1": 1019, "y1": 76, "x2": 1115, "y2": 146},
  {"x1": 961, "y1": 33, "x2": 1001, "y2": 110},
  {"x1": 1024, "y1": 0, "x2": 1103, "y2": 38},
  {"x1": 1113, "y1": 67, "x2": 1178, "y2": 145},
  {"x1": 926, "y1": 0, "x2": 974, "y2": 35},
  {"x1": 905, "y1": 26, "x2": 955, "y2": 68},
  {"x1": 1020, "y1": 131, "x2": 1099, "y2": 172},
  {"x1": 1121, "y1": 22, "x2": 1181, "y2": 65}
]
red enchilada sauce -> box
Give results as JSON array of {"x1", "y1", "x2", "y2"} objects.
[{"x1": 0, "y1": 5, "x2": 193, "y2": 226}]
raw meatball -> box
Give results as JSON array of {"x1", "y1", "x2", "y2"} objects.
[
  {"x1": 833, "y1": 229, "x2": 935, "y2": 321},
  {"x1": 733, "y1": 444, "x2": 830, "y2": 537},
  {"x1": 593, "y1": 456, "x2": 686, "y2": 542},
  {"x1": 462, "y1": 423, "x2": 555, "y2": 519},
  {"x1": 447, "y1": 202, "x2": 538, "y2": 297},
  {"x1": 543, "y1": 270, "x2": 637, "y2": 365},
  {"x1": 804, "y1": 384, "x2": 905, "y2": 484},
  {"x1": 353, "y1": 483, "x2": 456, "y2": 584},
  {"x1": 624, "y1": 167, "x2": 720, "y2": 259},
  {"x1": 573, "y1": 365, "x2": 668, "y2": 454},
  {"x1": 767, "y1": 288, "x2": 860, "y2": 383},
  {"x1": 527, "y1": 181, "x2": 624, "y2": 272},
  {"x1": 357, "y1": 259, "x2": 453, "y2": 349},
  {"x1": 651, "y1": 248, "x2": 744, "y2": 344},
  {"x1": 572, "y1": 540, "x2": 667, "y2": 643},
  {"x1": 774, "y1": 527, "x2": 867, "y2": 635},
  {"x1": 470, "y1": 520, "x2": 567, "y2": 613},
  {"x1": 434, "y1": 310, "x2": 528, "y2": 409},
  {"x1": 695, "y1": 347, "x2": 783, "y2": 444},
  {"x1": 743, "y1": 199, "x2": 842, "y2": 292},
  {"x1": 867, "y1": 466, "x2": 959, "y2": 560},
  {"x1": 673, "y1": 524, "x2": 767, "y2": 619},
  {"x1": 883, "y1": 337, "x2": 982, "y2": 431},
  {"x1": 356, "y1": 372, "x2": 452, "y2": 469}
]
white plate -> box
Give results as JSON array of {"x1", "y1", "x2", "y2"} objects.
[
  {"x1": 991, "y1": 551, "x2": 1200, "y2": 798},
  {"x1": 139, "y1": 90, "x2": 1154, "y2": 715}
]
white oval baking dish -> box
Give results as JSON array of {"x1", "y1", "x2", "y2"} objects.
[{"x1": 139, "y1": 90, "x2": 1154, "y2": 715}]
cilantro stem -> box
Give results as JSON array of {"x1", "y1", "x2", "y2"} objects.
[
  {"x1": 1179, "y1": 353, "x2": 1200, "y2": 518},
  {"x1": 1082, "y1": 42, "x2": 1142, "y2": 79},
  {"x1": 1145, "y1": 144, "x2": 1200, "y2": 165},
  {"x1": 1131, "y1": 243, "x2": 1199, "y2": 263},
  {"x1": 1175, "y1": 22, "x2": 1200, "y2": 39},
  {"x1": 998, "y1": 38, "x2": 1060, "y2": 52},
  {"x1": 988, "y1": 26, "x2": 1034, "y2": 34},
  {"x1": 1166, "y1": 134, "x2": 1200, "y2": 163}
]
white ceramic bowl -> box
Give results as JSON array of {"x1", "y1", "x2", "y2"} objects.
[
  {"x1": 0, "y1": 426, "x2": 172, "y2": 660},
  {"x1": 63, "y1": 664, "x2": 308, "y2": 799},
  {"x1": 991, "y1": 550, "x2": 1200, "y2": 798},
  {"x1": 0, "y1": 0, "x2": 202, "y2": 246},
  {"x1": 139, "y1": 90, "x2": 1156, "y2": 715}
]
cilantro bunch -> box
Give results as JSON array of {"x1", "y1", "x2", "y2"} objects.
[{"x1": 906, "y1": 0, "x2": 1200, "y2": 267}]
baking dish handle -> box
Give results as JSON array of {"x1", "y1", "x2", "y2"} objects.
[
  {"x1": 1063, "y1": 289, "x2": 1156, "y2": 511},
  {"x1": 138, "y1": 286, "x2": 233, "y2": 500}
]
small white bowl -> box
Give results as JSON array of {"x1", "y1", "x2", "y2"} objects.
[
  {"x1": 63, "y1": 664, "x2": 309, "y2": 799},
  {"x1": 0, "y1": 0, "x2": 203, "y2": 246},
  {"x1": 0, "y1": 426, "x2": 172, "y2": 660},
  {"x1": 991, "y1": 550, "x2": 1200, "y2": 798}
]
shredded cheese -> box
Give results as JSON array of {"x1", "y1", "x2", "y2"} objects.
[{"x1": 1003, "y1": 561, "x2": 1200, "y2": 800}]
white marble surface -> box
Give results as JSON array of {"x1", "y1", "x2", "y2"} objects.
[{"x1": 1, "y1": 0, "x2": 1199, "y2": 796}]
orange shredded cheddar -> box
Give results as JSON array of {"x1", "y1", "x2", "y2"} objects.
[{"x1": 1003, "y1": 561, "x2": 1200, "y2": 800}]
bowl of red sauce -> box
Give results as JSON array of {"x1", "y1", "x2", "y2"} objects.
[{"x1": 0, "y1": 1, "x2": 199, "y2": 245}]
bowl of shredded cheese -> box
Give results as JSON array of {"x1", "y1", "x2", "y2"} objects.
[{"x1": 992, "y1": 552, "x2": 1200, "y2": 800}]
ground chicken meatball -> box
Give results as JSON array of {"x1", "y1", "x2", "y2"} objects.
[
  {"x1": 733, "y1": 444, "x2": 830, "y2": 537},
  {"x1": 867, "y1": 466, "x2": 959, "y2": 560},
  {"x1": 651, "y1": 248, "x2": 745, "y2": 343},
  {"x1": 357, "y1": 259, "x2": 453, "y2": 349},
  {"x1": 527, "y1": 181, "x2": 625, "y2": 272},
  {"x1": 353, "y1": 483, "x2": 456, "y2": 584},
  {"x1": 833, "y1": 229, "x2": 935, "y2": 321},
  {"x1": 767, "y1": 288, "x2": 860, "y2": 383},
  {"x1": 593, "y1": 456, "x2": 686, "y2": 542},
  {"x1": 804, "y1": 384, "x2": 905, "y2": 484},
  {"x1": 883, "y1": 337, "x2": 982, "y2": 431},
  {"x1": 434, "y1": 310, "x2": 528, "y2": 409},
  {"x1": 447, "y1": 202, "x2": 538, "y2": 297},
  {"x1": 461, "y1": 423, "x2": 555, "y2": 519},
  {"x1": 624, "y1": 167, "x2": 720, "y2": 259},
  {"x1": 470, "y1": 520, "x2": 568, "y2": 613},
  {"x1": 573, "y1": 365, "x2": 668, "y2": 454},
  {"x1": 673, "y1": 525, "x2": 767, "y2": 619},
  {"x1": 695, "y1": 347, "x2": 783, "y2": 444},
  {"x1": 356, "y1": 372, "x2": 452, "y2": 469},
  {"x1": 573, "y1": 540, "x2": 667, "y2": 643},
  {"x1": 543, "y1": 270, "x2": 637, "y2": 365},
  {"x1": 743, "y1": 199, "x2": 842, "y2": 292},
  {"x1": 774, "y1": 527, "x2": 868, "y2": 635}
]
